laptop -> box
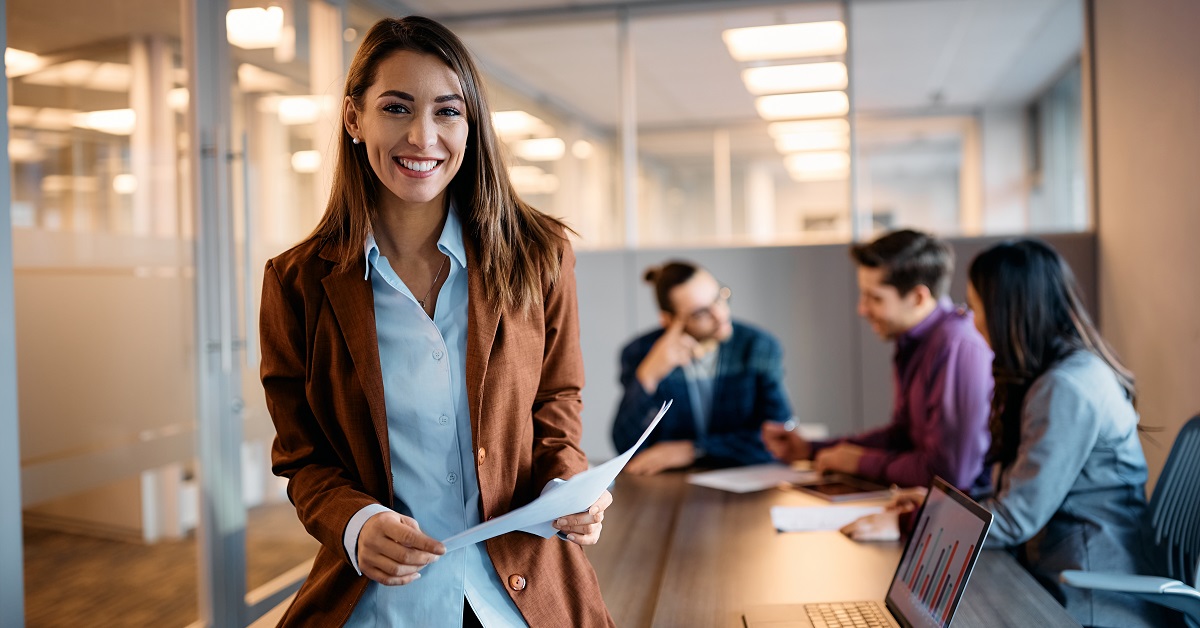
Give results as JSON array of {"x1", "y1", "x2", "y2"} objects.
[{"x1": 743, "y1": 476, "x2": 993, "y2": 628}]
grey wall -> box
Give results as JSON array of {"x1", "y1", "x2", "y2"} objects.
[
  {"x1": 575, "y1": 232, "x2": 1096, "y2": 461},
  {"x1": 1093, "y1": 0, "x2": 1200, "y2": 489}
]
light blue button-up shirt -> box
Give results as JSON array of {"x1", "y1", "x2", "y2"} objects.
[{"x1": 342, "y1": 206, "x2": 527, "y2": 627}]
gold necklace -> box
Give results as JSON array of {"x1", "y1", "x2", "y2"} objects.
[{"x1": 417, "y1": 255, "x2": 449, "y2": 318}]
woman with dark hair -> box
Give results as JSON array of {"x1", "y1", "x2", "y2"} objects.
[
  {"x1": 259, "y1": 16, "x2": 613, "y2": 627},
  {"x1": 843, "y1": 239, "x2": 1162, "y2": 628}
]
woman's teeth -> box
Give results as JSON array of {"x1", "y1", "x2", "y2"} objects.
[{"x1": 396, "y1": 157, "x2": 437, "y2": 172}]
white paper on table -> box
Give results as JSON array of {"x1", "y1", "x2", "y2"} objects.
[
  {"x1": 687, "y1": 464, "x2": 821, "y2": 493},
  {"x1": 441, "y1": 400, "x2": 673, "y2": 552},
  {"x1": 770, "y1": 504, "x2": 886, "y2": 532}
]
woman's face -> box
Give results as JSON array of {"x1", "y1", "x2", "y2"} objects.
[
  {"x1": 344, "y1": 50, "x2": 470, "y2": 211},
  {"x1": 966, "y1": 282, "x2": 990, "y2": 348}
]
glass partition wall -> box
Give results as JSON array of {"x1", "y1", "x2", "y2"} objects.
[{"x1": 10, "y1": 0, "x2": 329, "y2": 624}]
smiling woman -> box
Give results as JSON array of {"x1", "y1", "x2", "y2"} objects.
[{"x1": 259, "y1": 16, "x2": 615, "y2": 627}]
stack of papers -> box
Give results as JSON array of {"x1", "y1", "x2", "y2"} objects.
[
  {"x1": 770, "y1": 504, "x2": 885, "y2": 532},
  {"x1": 440, "y1": 400, "x2": 673, "y2": 552},
  {"x1": 687, "y1": 463, "x2": 820, "y2": 494}
]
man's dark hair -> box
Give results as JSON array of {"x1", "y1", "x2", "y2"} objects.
[
  {"x1": 849, "y1": 229, "x2": 953, "y2": 298},
  {"x1": 643, "y1": 260, "x2": 699, "y2": 314}
]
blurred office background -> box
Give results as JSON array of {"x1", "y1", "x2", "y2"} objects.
[{"x1": 1, "y1": 0, "x2": 1197, "y2": 625}]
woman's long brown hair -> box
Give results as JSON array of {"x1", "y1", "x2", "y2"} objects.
[{"x1": 311, "y1": 16, "x2": 570, "y2": 314}]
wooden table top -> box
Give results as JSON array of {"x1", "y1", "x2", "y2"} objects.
[{"x1": 587, "y1": 472, "x2": 1080, "y2": 628}]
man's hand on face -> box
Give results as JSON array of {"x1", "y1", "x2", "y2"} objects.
[{"x1": 636, "y1": 315, "x2": 698, "y2": 392}]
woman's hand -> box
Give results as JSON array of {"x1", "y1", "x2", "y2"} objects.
[
  {"x1": 553, "y1": 490, "x2": 612, "y2": 545},
  {"x1": 839, "y1": 486, "x2": 928, "y2": 542},
  {"x1": 358, "y1": 512, "x2": 446, "y2": 586}
]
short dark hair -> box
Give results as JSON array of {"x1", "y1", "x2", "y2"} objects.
[
  {"x1": 850, "y1": 229, "x2": 953, "y2": 298},
  {"x1": 643, "y1": 260, "x2": 700, "y2": 314}
]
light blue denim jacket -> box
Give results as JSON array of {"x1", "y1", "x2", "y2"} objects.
[{"x1": 982, "y1": 350, "x2": 1162, "y2": 628}]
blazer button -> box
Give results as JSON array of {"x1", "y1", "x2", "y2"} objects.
[
  {"x1": 476, "y1": 447, "x2": 486, "y2": 465},
  {"x1": 508, "y1": 574, "x2": 526, "y2": 591}
]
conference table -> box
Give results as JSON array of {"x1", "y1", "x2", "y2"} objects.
[{"x1": 584, "y1": 472, "x2": 1080, "y2": 628}]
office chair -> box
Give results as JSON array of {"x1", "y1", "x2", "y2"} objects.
[{"x1": 1060, "y1": 414, "x2": 1200, "y2": 627}]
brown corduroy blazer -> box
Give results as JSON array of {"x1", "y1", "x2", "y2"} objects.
[{"x1": 259, "y1": 228, "x2": 613, "y2": 627}]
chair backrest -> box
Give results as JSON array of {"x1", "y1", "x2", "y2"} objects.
[{"x1": 1148, "y1": 415, "x2": 1200, "y2": 586}]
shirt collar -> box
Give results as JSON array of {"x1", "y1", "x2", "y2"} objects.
[
  {"x1": 363, "y1": 199, "x2": 467, "y2": 280},
  {"x1": 896, "y1": 297, "x2": 954, "y2": 348}
]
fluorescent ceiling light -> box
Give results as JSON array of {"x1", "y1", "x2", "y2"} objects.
[
  {"x1": 20, "y1": 60, "x2": 132, "y2": 92},
  {"x1": 73, "y1": 108, "x2": 136, "y2": 135},
  {"x1": 168, "y1": 88, "x2": 190, "y2": 112},
  {"x1": 512, "y1": 137, "x2": 565, "y2": 162},
  {"x1": 9, "y1": 138, "x2": 45, "y2": 162},
  {"x1": 768, "y1": 119, "x2": 849, "y2": 138},
  {"x1": 6, "y1": 48, "x2": 44, "y2": 77},
  {"x1": 492, "y1": 110, "x2": 552, "y2": 140},
  {"x1": 755, "y1": 91, "x2": 848, "y2": 120},
  {"x1": 278, "y1": 96, "x2": 322, "y2": 125},
  {"x1": 723, "y1": 21, "x2": 846, "y2": 62},
  {"x1": 571, "y1": 140, "x2": 594, "y2": 160},
  {"x1": 785, "y1": 151, "x2": 850, "y2": 181},
  {"x1": 227, "y1": 7, "x2": 285, "y2": 50},
  {"x1": 112, "y1": 174, "x2": 138, "y2": 195},
  {"x1": 775, "y1": 131, "x2": 849, "y2": 153},
  {"x1": 742, "y1": 62, "x2": 847, "y2": 95},
  {"x1": 291, "y1": 150, "x2": 322, "y2": 173}
]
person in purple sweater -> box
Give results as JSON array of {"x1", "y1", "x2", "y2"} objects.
[{"x1": 762, "y1": 229, "x2": 993, "y2": 492}]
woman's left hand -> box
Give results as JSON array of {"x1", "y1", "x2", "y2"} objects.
[{"x1": 553, "y1": 490, "x2": 612, "y2": 545}]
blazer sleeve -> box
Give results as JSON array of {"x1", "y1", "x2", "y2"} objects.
[
  {"x1": 529, "y1": 240, "x2": 590, "y2": 490},
  {"x1": 611, "y1": 338, "x2": 664, "y2": 453},
  {"x1": 260, "y1": 260, "x2": 378, "y2": 561}
]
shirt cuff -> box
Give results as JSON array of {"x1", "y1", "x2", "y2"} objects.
[
  {"x1": 344, "y1": 503, "x2": 391, "y2": 575},
  {"x1": 855, "y1": 449, "x2": 889, "y2": 482}
]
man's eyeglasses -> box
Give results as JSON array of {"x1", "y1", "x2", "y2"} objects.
[{"x1": 687, "y1": 286, "x2": 732, "y2": 325}]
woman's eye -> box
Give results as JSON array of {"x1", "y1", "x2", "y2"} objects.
[
  {"x1": 438, "y1": 107, "x2": 463, "y2": 117},
  {"x1": 382, "y1": 103, "x2": 409, "y2": 114}
]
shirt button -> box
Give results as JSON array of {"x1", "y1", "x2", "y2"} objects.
[
  {"x1": 438, "y1": 415, "x2": 449, "y2": 426},
  {"x1": 432, "y1": 349, "x2": 443, "y2": 360},
  {"x1": 508, "y1": 574, "x2": 526, "y2": 591},
  {"x1": 447, "y1": 472, "x2": 458, "y2": 484},
  {"x1": 476, "y1": 447, "x2": 486, "y2": 466}
]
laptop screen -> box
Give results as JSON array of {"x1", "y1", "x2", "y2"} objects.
[{"x1": 884, "y1": 477, "x2": 992, "y2": 628}]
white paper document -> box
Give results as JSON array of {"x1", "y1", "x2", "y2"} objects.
[
  {"x1": 687, "y1": 463, "x2": 821, "y2": 493},
  {"x1": 770, "y1": 504, "x2": 886, "y2": 533},
  {"x1": 441, "y1": 400, "x2": 673, "y2": 552}
]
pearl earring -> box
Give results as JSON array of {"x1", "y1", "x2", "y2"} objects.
[{"x1": 352, "y1": 137, "x2": 360, "y2": 145}]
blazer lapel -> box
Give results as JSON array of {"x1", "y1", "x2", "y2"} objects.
[
  {"x1": 464, "y1": 237, "x2": 500, "y2": 436},
  {"x1": 318, "y1": 244, "x2": 392, "y2": 475}
]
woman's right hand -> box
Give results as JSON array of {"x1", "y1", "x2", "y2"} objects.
[
  {"x1": 839, "y1": 486, "x2": 928, "y2": 542},
  {"x1": 358, "y1": 512, "x2": 446, "y2": 586}
]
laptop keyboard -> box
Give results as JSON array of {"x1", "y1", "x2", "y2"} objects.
[{"x1": 804, "y1": 602, "x2": 891, "y2": 627}]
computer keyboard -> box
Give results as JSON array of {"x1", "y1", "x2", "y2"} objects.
[{"x1": 804, "y1": 601, "x2": 892, "y2": 628}]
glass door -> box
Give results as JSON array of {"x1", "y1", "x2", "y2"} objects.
[{"x1": 9, "y1": 0, "x2": 204, "y2": 624}]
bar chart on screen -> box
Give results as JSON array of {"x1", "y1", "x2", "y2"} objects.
[{"x1": 886, "y1": 485, "x2": 991, "y2": 628}]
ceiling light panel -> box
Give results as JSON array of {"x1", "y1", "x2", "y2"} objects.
[
  {"x1": 742, "y1": 62, "x2": 847, "y2": 95},
  {"x1": 755, "y1": 91, "x2": 849, "y2": 120},
  {"x1": 723, "y1": 21, "x2": 846, "y2": 62}
]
